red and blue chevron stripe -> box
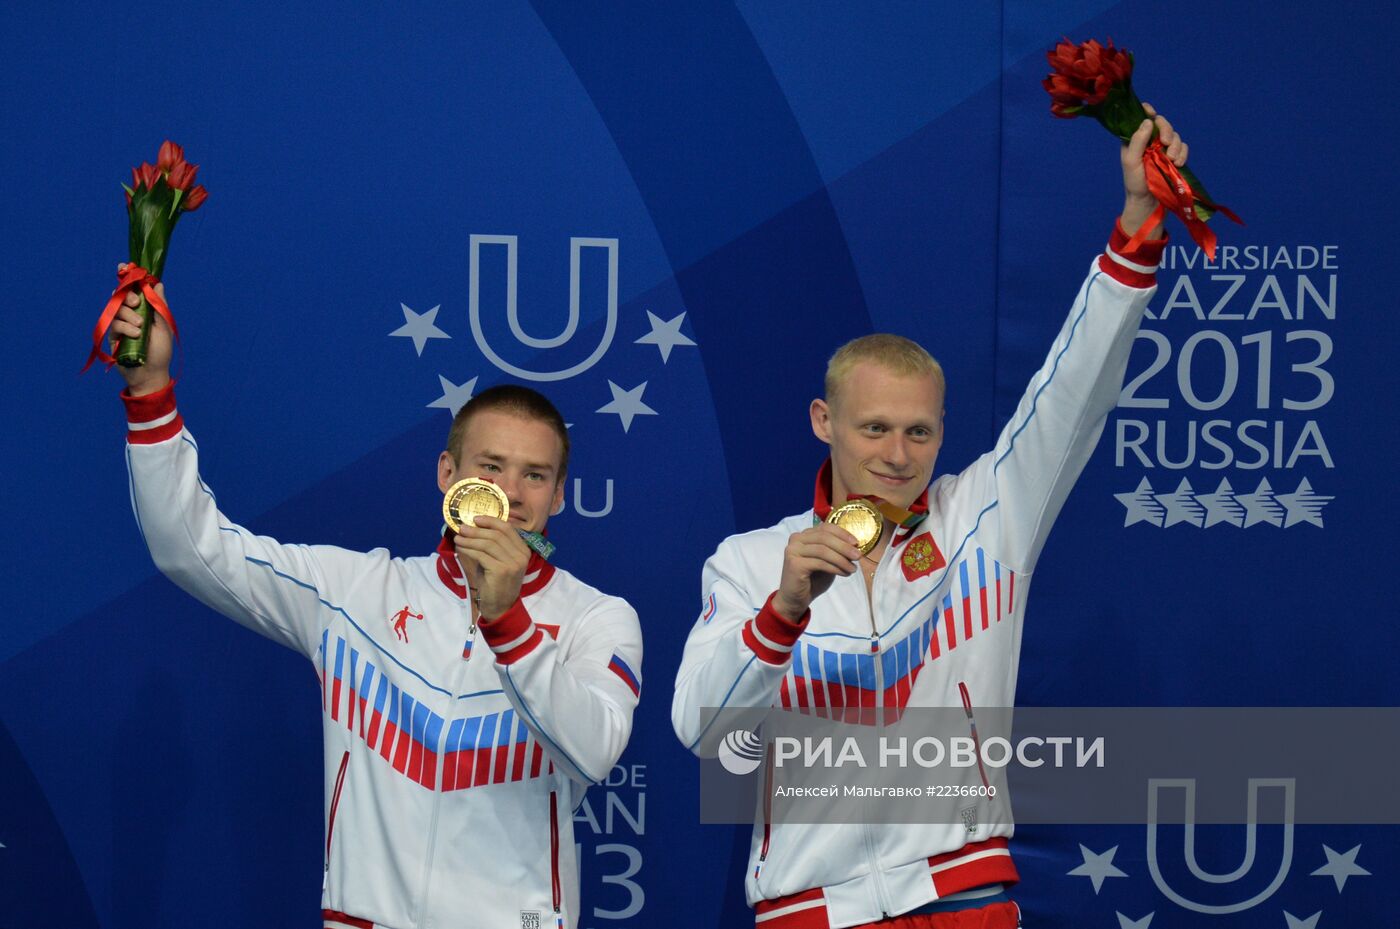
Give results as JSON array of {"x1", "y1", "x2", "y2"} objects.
[
  {"x1": 318, "y1": 632, "x2": 554, "y2": 790},
  {"x1": 441, "y1": 708, "x2": 553, "y2": 790},
  {"x1": 776, "y1": 548, "x2": 1017, "y2": 722}
]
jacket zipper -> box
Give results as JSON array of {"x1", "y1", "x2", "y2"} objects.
[
  {"x1": 414, "y1": 609, "x2": 476, "y2": 924},
  {"x1": 462, "y1": 616, "x2": 477, "y2": 661},
  {"x1": 325, "y1": 750, "x2": 350, "y2": 873},
  {"x1": 550, "y1": 790, "x2": 563, "y2": 927},
  {"x1": 861, "y1": 548, "x2": 892, "y2": 918},
  {"x1": 958, "y1": 681, "x2": 992, "y2": 791},
  {"x1": 461, "y1": 584, "x2": 479, "y2": 661}
]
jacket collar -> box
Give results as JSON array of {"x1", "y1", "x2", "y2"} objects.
[
  {"x1": 434, "y1": 530, "x2": 555, "y2": 600},
  {"x1": 812, "y1": 458, "x2": 930, "y2": 543}
]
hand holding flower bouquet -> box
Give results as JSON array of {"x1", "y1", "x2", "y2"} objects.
[
  {"x1": 1043, "y1": 38, "x2": 1241, "y2": 258},
  {"x1": 83, "y1": 141, "x2": 207, "y2": 371}
]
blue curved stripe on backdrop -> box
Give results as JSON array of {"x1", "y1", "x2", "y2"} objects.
[
  {"x1": 0, "y1": 719, "x2": 99, "y2": 927},
  {"x1": 531, "y1": 0, "x2": 874, "y2": 529}
]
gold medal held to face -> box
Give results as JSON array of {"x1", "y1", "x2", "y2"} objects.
[
  {"x1": 442, "y1": 478, "x2": 510, "y2": 533},
  {"x1": 826, "y1": 499, "x2": 883, "y2": 556}
]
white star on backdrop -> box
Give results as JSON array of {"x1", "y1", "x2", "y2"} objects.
[
  {"x1": 1114, "y1": 478, "x2": 1165, "y2": 527},
  {"x1": 1115, "y1": 912, "x2": 1153, "y2": 929},
  {"x1": 635, "y1": 310, "x2": 696, "y2": 363},
  {"x1": 1154, "y1": 478, "x2": 1206, "y2": 528},
  {"x1": 427, "y1": 375, "x2": 478, "y2": 416},
  {"x1": 1283, "y1": 911, "x2": 1321, "y2": 929},
  {"x1": 1311, "y1": 843, "x2": 1369, "y2": 892},
  {"x1": 597, "y1": 380, "x2": 658, "y2": 433},
  {"x1": 389, "y1": 303, "x2": 451, "y2": 356},
  {"x1": 1237, "y1": 478, "x2": 1285, "y2": 528},
  {"x1": 1276, "y1": 478, "x2": 1334, "y2": 528},
  {"x1": 1196, "y1": 478, "x2": 1246, "y2": 528},
  {"x1": 1067, "y1": 844, "x2": 1128, "y2": 894}
]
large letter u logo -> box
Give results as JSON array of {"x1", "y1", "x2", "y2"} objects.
[
  {"x1": 469, "y1": 235, "x2": 619, "y2": 382},
  {"x1": 1146, "y1": 778, "x2": 1295, "y2": 915}
]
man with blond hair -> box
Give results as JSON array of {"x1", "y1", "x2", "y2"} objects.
[{"x1": 674, "y1": 109, "x2": 1189, "y2": 927}]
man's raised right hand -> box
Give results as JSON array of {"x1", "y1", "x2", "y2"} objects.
[
  {"x1": 109, "y1": 262, "x2": 173, "y2": 397},
  {"x1": 772, "y1": 523, "x2": 862, "y2": 622}
]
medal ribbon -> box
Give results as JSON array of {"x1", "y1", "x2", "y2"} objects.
[
  {"x1": 814, "y1": 495, "x2": 927, "y2": 532},
  {"x1": 1124, "y1": 140, "x2": 1243, "y2": 262},
  {"x1": 851, "y1": 495, "x2": 926, "y2": 531},
  {"x1": 441, "y1": 523, "x2": 556, "y2": 562},
  {"x1": 83, "y1": 264, "x2": 179, "y2": 372},
  {"x1": 517, "y1": 530, "x2": 555, "y2": 561}
]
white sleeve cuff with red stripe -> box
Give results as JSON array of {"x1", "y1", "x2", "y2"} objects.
[
  {"x1": 122, "y1": 380, "x2": 184, "y2": 445},
  {"x1": 1097, "y1": 218, "x2": 1167, "y2": 288},
  {"x1": 743, "y1": 593, "x2": 809, "y2": 665},
  {"x1": 479, "y1": 598, "x2": 544, "y2": 665}
]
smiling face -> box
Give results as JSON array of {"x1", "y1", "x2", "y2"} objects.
[
  {"x1": 437, "y1": 409, "x2": 566, "y2": 534},
  {"x1": 810, "y1": 360, "x2": 945, "y2": 511}
]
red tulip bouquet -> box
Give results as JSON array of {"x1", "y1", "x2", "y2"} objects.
[
  {"x1": 84, "y1": 141, "x2": 208, "y2": 371},
  {"x1": 1043, "y1": 38, "x2": 1241, "y2": 258}
]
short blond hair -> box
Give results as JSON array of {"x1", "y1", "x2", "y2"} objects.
[{"x1": 825, "y1": 334, "x2": 945, "y2": 405}]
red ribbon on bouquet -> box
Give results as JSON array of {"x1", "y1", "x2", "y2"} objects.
[
  {"x1": 1127, "y1": 139, "x2": 1245, "y2": 256},
  {"x1": 82, "y1": 264, "x2": 178, "y2": 372}
]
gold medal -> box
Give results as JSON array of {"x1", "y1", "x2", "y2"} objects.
[
  {"x1": 826, "y1": 499, "x2": 883, "y2": 556},
  {"x1": 442, "y1": 478, "x2": 510, "y2": 533}
]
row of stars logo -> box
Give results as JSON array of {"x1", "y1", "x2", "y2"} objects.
[
  {"x1": 390, "y1": 303, "x2": 695, "y2": 431},
  {"x1": 1069, "y1": 841, "x2": 1368, "y2": 927},
  {"x1": 1114, "y1": 477, "x2": 1332, "y2": 528}
]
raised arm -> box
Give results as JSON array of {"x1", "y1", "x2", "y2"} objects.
[
  {"x1": 111, "y1": 270, "x2": 373, "y2": 659},
  {"x1": 942, "y1": 109, "x2": 1185, "y2": 571}
]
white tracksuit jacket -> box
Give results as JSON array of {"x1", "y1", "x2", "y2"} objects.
[
  {"x1": 122, "y1": 383, "x2": 643, "y2": 929},
  {"x1": 672, "y1": 224, "x2": 1164, "y2": 929}
]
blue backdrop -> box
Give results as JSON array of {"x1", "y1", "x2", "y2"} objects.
[{"x1": 4, "y1": 2, "x2": 1395, "y2": 927}]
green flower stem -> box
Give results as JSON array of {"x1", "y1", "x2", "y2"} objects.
[
  {"x1": 1091, "y1": 81, "x2": 1218, "y2": 222},
  {"x1": 115, "y1": 292, "x2": 154, "y2": 367},
  {"x1": 1093, "y1": 80, "x2": 1150, "y2": 144},
  {"x1": 115, "y1": 185, "x2": 177, "y2": 368}
]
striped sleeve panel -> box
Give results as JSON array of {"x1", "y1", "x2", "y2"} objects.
[
  {"x1": 1097, "y1": 219, "x2": 1167, "y2": 288},
  {"x1": 122, "y1": 380, "x2": 183, "y2": 445}
]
